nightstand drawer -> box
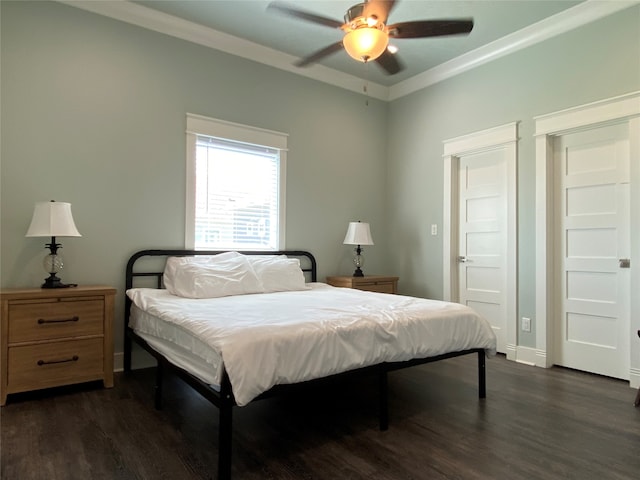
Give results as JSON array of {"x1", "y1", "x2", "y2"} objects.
[
  {"x1": 356, "y1": 281, "x2": 395, "y2": 294},
  {"x1": 7, "y1": 338, "x2": 104, "y2": 393},
  {"x1": 8, "y1": 298, "x2": 104, "y2": 343},
  {"x1": 326, "y1": 275, "x2": 399, "y2": 294}
]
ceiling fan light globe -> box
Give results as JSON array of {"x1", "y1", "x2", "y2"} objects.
[{"x1": 343, "y1": 28, "x2": 389, "y2": 62}]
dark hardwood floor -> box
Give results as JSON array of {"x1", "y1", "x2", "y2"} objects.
[{"x1": 2, "y1": 354, "x2": 639, "y2": 479}]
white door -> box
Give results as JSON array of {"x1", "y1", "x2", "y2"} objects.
[
  {"x1": 458, "y1": 148, "x2": 508, "y2": 353},
  {"x1": 553, "y1": 123, "x2": 630, "y2": 379}
]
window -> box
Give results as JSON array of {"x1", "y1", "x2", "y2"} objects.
[{"x1": 185, "y1": 114, "x2": 287, "y2": 250}]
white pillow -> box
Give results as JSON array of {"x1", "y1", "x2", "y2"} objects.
[
  {"x1": 163, "y1": 252, "x2": 263, "y2": 299},
  {"x1": 163, "y1": 254, "x2": 217, "y2": 294},
  {"x1": 248, "y1": 255, "x2": 309, "y2": 293}
]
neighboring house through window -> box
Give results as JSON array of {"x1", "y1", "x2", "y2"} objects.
[{"x1": 185, "y1": 113, "x2": 287, "y2": 250}]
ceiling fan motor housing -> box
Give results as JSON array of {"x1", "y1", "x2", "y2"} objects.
[{"x1": 345, "y1": 3, "x2": 366, "y2": 23}]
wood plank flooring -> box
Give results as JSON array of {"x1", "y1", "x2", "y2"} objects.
[{"x1": 2, "y1": 354, "x2": 639, "y2": 479}]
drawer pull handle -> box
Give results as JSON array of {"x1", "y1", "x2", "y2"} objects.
[
  {"x1": 37, "y1": 355, "x2": 79, "y2": 366},
  {"x1": 38, "y1": 316, "x2": 79, "y2": 325}
]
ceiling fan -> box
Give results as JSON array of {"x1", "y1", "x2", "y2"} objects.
[{"x1": 267, "y1": 0, "x2": 474, "y2": 75}]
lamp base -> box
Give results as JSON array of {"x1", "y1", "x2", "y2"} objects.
[
  {"x1": 42, "y1": 273, "x2": 76, "y2": 289},
  {"x1": 352, "y1": 267, "x2": 364, "y2": 277}
]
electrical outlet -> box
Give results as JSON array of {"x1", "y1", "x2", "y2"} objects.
[
  {"x1": 431, "y1": 224, "x2": 437, "y2": 236},
  {"x1": 522, "y1": 317, "x2": 531, "y2": 332}
]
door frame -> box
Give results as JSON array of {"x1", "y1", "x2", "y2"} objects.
[
  {"x1": 443, "y1": 122, "x2": 518, "y2": 361},
  {"x1": 534, "y1": 91, "x2": 640, "y2": 388}
]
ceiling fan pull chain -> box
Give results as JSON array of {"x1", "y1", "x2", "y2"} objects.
[{"x1": 364, "y1": 61, "x2": 370, "y2": 107}]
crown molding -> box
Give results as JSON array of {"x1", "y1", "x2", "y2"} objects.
[
  {"x1": 58, "y1": 0, "x2": 638, "y2": 102},
  {"x1": 389, "y1": 0, "x2": 640, "y2": 100},
  {"x1": 56, "y1": 0, "x2": 390, "y2": 101}
]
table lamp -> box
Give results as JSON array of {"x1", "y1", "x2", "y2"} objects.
[
  {"x1": 25, "y1": 200, "x2": 81, "y2": 288},
  {"x1": 343, "y1": 221, "x2": 374, "y2": 277}
]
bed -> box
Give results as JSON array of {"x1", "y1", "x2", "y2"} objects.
[{"x1": 124, "y1": 249, "x2": 497, "y2": 480}]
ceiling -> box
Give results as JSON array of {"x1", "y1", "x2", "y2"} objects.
[
  {"x1": 61, "y1": 0, "x2": 636, "y2": 98},
  {"x1": 130, "y1": 0, "x2": 582, "y2": 85}
]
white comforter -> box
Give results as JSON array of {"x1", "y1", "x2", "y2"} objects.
[{"x1": 127, "y1": 283, "x2": 497, "y2": 406}]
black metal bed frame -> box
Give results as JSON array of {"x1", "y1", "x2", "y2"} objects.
[{"x1": 123, "y1": 249, "x2": 486, "y2": 480}]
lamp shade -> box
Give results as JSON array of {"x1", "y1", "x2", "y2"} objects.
[
  {"x1": 343, "y1": 28, "x2": 389, "y2": 62},
  {"x1": 343, "y1": 221, "x2": 374, "y2": 246},
  {"x1": 25, "y1": 201, "x2": 81, "y2": 238}
]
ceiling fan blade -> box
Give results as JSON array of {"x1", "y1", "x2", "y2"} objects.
[
  {"x1": 375, "y1": 50, "x2": 403, "y2": 75},
  {"x1": 388, "y1": 19, "x2": 474, "y2": 39},
  {"x1": 267, "y1": 2, "x2": 344, "y2": 29},
  {"x1": 362, "y1": 0, "x2": 397, "y2": 24},
  {"x1": 294, "y1": 42, "x2": 344, "y2": 67}
]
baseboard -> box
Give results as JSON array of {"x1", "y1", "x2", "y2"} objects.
[
  {"x1": 513, "y1": 348, "x2": 640, "y2": 390},
  {"x1": 114, "y1": 352, "x2": 123, "y2": 372},
  {"x1": 113, "y1": 350, "x2": 156, "y2": 372},
  {"x1": 515, "y1": 346, "x2": 541, "y2": 367},
  {"x1": 630, "y1": 367, "x2": 640, "y2": 389}
]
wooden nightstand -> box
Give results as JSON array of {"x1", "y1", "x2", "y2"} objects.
[
  {"x1": 326, "y1": 275, "x2": 399, "y2": 294},
  {"x1": 0, "y1": 285, "x2": 116, "y2": 406}
]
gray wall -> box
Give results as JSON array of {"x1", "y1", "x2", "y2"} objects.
[
  {"x1": 0, "y1": 1, "x2": 390, "y2": 356},
  {"x1": 387, "y1": 6, "x2": 640, "y2": 347},
  {"x1": 1, "y1": 1, "x2": 639, "y2": 358}
]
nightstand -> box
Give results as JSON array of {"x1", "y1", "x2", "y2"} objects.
[
  {"x1": 0, "y1": 285, "x2": 116, "y2": 406},
  {"x1": 326, "y1": 275, "x2": 399, "y2": 294}
]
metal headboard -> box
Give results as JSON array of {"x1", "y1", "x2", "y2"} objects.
[{"x1": 125, "y1": 249, "x2": 317, "y2": 290}]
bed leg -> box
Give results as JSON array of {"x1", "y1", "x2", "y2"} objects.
[
  {"x1": 218, "y1": 402, "x2": 232, "y2": 480},
  {"x1": 154, "y1": 362, "x2": 163, "y2": 410},
  {"x1": 379, "y1": 368, "x2": 389, "y2": 431},
  {"x1": 478, "y1": 350, "x2": 486, "y2": 399},
  {"x1": 218, "y1": 372, "x2": 233, "y2": 480},
  {"x1": 124, "y1": 334, "x2": 132, "y2": 373}
]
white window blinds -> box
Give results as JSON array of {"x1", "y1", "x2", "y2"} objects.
[
  {"x1": 185, "y1": 114, "x2": 287, "y2": 250},
  {"x1": 194, "y1": 136, "x2": 279, "y2": 249}
]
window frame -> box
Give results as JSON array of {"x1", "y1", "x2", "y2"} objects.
[{"x1": 185, "y1": 113, "x2": 288, "y2": 250}]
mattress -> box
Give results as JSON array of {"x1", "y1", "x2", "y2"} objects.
[
  {"x1": 127, "y1": 283, "x2": 497, "y2": 406},
  {"x1": 131, "y1": 305, "x2": 223, "y2": 389}
]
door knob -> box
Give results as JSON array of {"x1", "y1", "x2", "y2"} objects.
[
  {"x1": 619, "y1": 258, "x2": 630, "y2": 268},
  {"x1": 458, "y1": 256, "x2": 468, "y2": 263}
]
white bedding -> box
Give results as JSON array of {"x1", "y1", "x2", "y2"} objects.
[{"x1": 127, "y1": 283, "x2": 497, "y2": 406}]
